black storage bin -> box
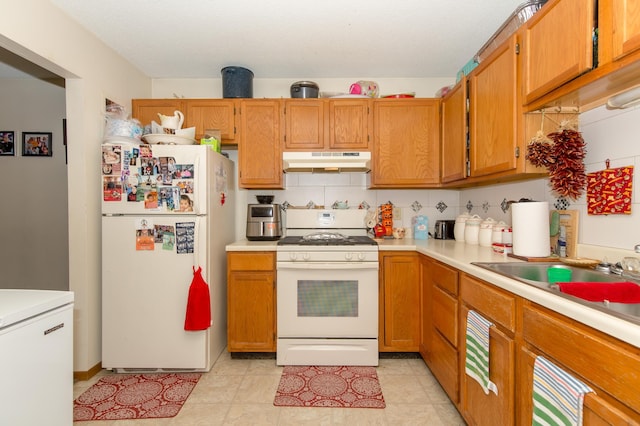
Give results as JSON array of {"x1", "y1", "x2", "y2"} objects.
[{"x1": 221, "y1": 66, "x2": 254, "y2": 98}]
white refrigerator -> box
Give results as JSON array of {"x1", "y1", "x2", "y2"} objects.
[
  {"x1": 101, "y1": 141, "x2": 235, "y2": 371},
  {"x1": 0, "y1": 289, "x2": 74, "y2": 426}
]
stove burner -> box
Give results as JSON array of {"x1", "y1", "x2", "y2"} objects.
[
  {"x1": 277, "y1": 235, "x2": 377, "y2": 246},
  {"x1": 302, "y1": 232, "x2": 348, "y2": 241}
]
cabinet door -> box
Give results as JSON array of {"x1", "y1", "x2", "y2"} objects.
[
  {"x1": 185, "y1": 99, "x2": 237, "y2": 143},
  {"x1": 441, "y1": 80, "x2": 467, "y2": 183},
  {"x1": 284, "y1": 100, "x2": 324, "y2": 150},
  {"x1": 419, "y1": 255, "x2": 433, "y2": 360},
  {"x1": 469, "y1": 36, "x2": 518, "y2": 177},
  {"x1": 227, "y1": 252, "x2": 276, "y2": 352},
  {"x1": 460, "y1": 304, "x2": 515, "y2": 426},
  {"x1": 371, "y1": 99, "x2": 440, "y2": 187},
  {"x1": 238, "y1": 100, "x2": 283, "y2": 188},
  {"x1": 612, "y1": 0, "x2": 640, "y2": 61},
  {"x1": 522, "y1": 0, "x2": 594, "y2": 103},
  {"x1": 422, "y1": 257, "x2": 461, "y2": 404},
  {"x1": 227, "y1": 271, "x2": 276, "y2": 351},
  {"x1": 131, "y1": 99, "x2": 186, "y2": 127},
  {"x1": 379, "y1": 252, "x2": 420, "y2": 351},
  {"x1": 518, "y1": 347, "x2": 638, "y2": 425},
  {"x1": 328, "y1": 100, "x2": 371, "y2": 150}
]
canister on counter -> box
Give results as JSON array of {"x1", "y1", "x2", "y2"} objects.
[{"x1": 414, "y1": 215, "x2": 429, "y2": 240}]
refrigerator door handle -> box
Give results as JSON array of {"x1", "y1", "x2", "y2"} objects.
[
  {"x1": 194, "y1": 150, "x2": 204, "y2": 215},
  {"x1": 193, "y1": 216, "x2": 207, "y2": 270}
]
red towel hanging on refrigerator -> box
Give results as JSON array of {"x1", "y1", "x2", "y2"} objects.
[{"x1": 184, "y1": 266, "x2": 211, "y2": 331}]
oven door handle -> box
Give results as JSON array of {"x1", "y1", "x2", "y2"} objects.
[{"x1": 276, "y1": 262, "x2": 378, "y2": 270}]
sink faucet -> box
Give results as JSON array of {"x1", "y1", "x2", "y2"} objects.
[{"x1": 635, "y1": 244, "x2": 640, "y2": 253}]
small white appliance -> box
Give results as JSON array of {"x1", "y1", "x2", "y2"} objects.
[
  {"x1": 101, "y1": 141, "x2": 235, "y2": 371},
  {"x1": 276, "y1": 209, "x2": 379, "y2": 366},
  {"x1": 0, "y1": 289, "x2": 74, "y2": 426}
]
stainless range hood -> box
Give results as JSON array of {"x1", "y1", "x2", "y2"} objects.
[{"x1": 282, "y1": 151, "x2": 371, "y2": 173}]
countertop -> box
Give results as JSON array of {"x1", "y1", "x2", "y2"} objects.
[{"x1": 226, "y1": 238, "x2": 640, "y2": 348}]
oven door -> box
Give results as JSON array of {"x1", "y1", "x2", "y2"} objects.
[{"x1": 276, "y1": 261, "x2": 378, "y2": 338}]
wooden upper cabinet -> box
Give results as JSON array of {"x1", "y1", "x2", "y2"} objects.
[
  {"x1": 328, "y1": 100, "x2": 370, "y2": 150},
  {"x1": 238, "y1": 100, "x2": 283, "y2": 189},
  {"x1": 283, "y1": 100, "x2": 324, "y2": 150},
  {"x1": 611, "y1": 0, "x2": 640, "y2": 61},
  {"x1": 371, "y1": 99, "x2": 440, "y2": 188},
  {"x1": 283, "y1": 99, "x2": 370, "y2": 151},
  {"x1": 522, "y1": 0, "x2": 595, "y2": 104},
  {"x1": 441, "y1": 80, "x2": 467, "y2": 183},
  {"x1": 184, "y1": 99, "x2": 237, "y2": 143},
  {"x1": 131, "y1": 99, "x2": 186, "y2": 128},
  {"x1": 469, "y1": 35, "x2": 518, "y2": 178}
]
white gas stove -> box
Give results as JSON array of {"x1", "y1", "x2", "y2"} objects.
[{"x1": 275, "y1": 209, "x2": 379, "y2": 366}]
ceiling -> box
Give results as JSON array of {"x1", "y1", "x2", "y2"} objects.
[{"x1": 39, "y1": 0, "x2": 531, "y2": 80}]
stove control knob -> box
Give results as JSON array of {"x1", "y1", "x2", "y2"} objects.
[
  {"x1": 302, "y1": 252, "x2": 310, "y2": 261},
  {"x1": 357, "y1": 252, "x2": 366, "y2": 261},
  {"x1": 345, "y1": 252, "x2": 353, "y2": 261},
  {"x1": 288, "y1": 252, "x2": 297, "y2": 261}
]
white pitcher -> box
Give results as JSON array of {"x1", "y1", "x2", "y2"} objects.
[{"x1": 157, "y1": 110, "x2": 184, "y2": 130}]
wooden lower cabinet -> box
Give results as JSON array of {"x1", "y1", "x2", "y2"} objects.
[
  {"x1": 518, "y1": 303, "x2": 640, "y2": 424},
  {"x1": 420, "y1": 255, "x2": 460, "y2": 403},
  {"x1": 459, "y1": 275, "x2": 516, "y2": 426},
  {"x1": 227, "y1": 252, "x2": 276, "y2": 352},
  {"x1": 379, "y1": 251, "x2": 420, "y2": 351}
]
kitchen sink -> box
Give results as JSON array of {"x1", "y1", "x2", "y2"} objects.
[
  {"x1": 472, "y1": 262, "x2": 640, "y2": 323},
  {"x1": 472, "y1": 262, "x2": 621, "y2": 286}
]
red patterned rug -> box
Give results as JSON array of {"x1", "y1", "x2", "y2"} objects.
[
  {"x1": 273, "y1": 366, "x2": 385, "y2": 408},
  {"x1": 73, "y1": 373, "x2": 201, "y2": 421}
]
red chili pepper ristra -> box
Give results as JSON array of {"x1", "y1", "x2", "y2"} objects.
[{"x1": 526, "y1": 129, "x2": 587, "y2": 200}]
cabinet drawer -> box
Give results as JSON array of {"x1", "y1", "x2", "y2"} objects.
[
  {"x1": 523, "y1": 303, "x2": 640, "y2": 413},
  {"x1": 227, "y1": 252, "x2": 275, "y2": 271},
  {"x1": 460, "y1": 274, "x2": 516, "y2": 332},
  {"x1": 431, "y1": 260, "x2": 459, "y2": 295},
  {"x1": 433, "y1": 285, "x2": 458, "y2": 347},
  {"x1": 430, "y1": 329, "x2": 459, "y2": 404}
]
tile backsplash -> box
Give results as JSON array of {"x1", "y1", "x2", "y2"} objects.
[{"x1": 230, "y1": 102, "x2": 640, "y2": 260}]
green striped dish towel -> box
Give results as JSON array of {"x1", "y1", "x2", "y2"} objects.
[
  {"x1": 532, "y1": 356, "x2": 593, "y2": 426},
  {"x1": 465, "y1": 310, "x2": 498, "y2": 395}
]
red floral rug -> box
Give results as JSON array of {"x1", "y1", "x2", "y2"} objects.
[
  {"x1": 273, "y1": 366, "x2": 385, "y2": 408},
  {"x1": 73, "y1": 373, "x2": 201, "y2": 421}
]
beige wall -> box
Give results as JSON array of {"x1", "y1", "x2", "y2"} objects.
[
  {"x1": 0, "y1": 78, "x2": 68, "y2": 291},
  {"x1": 1, "y1": 0, "x2": 151, "y2": 372}
]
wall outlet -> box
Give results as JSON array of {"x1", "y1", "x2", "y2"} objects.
[{"x1": 393, "y1": 207, "x2": 402, "y2": 221}]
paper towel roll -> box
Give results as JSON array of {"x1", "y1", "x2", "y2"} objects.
[{"x1": 511, "y1": 201, "x2": 550, "y2": 257}]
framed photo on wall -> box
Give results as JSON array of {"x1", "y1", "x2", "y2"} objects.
[
  {"x1": 0, "y1": 131, "x2": 15, "y2": 156},
  {"x1": 22, "y1": 132, "x2": 52, "y2": 157}
]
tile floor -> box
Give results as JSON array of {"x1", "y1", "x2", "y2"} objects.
[{"x1": 73, "y1": 351, "x2": 466, "y2": 425}]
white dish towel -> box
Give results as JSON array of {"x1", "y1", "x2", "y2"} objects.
[
  {"x1": 532, "y1": 355, "x2": 593, "y2": 426},
  {"x1": 465, "y1": 310, "x2": 498, "y2": 395}
]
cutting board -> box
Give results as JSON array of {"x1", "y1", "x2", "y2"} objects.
[
  {"x1": 507, "y1": 209, "x2": 578, "y2": 261},
  {"x1": 550, "y1": 210, "x2": 579, "y2": 258}
]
